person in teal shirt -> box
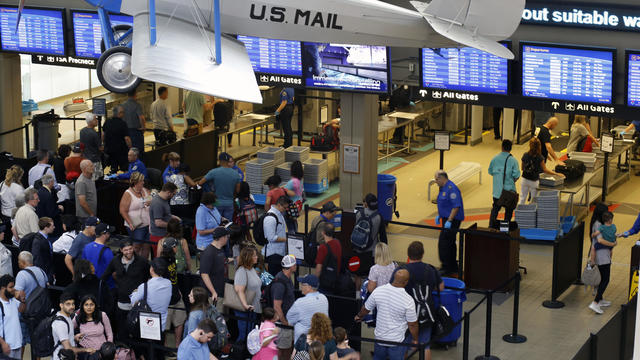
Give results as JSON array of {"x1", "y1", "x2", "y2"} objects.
[
  {"x1": 198, "y1": 152, "x2": 240, "y2": 221},
  {"x1": 488, "y1": 140, "x2": 521, "y2": 229}
]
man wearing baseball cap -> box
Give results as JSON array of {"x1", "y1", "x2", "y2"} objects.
[
  {"x1": 200, "y1": 226, "x2": 230, "y2": 310},
  {"x1": 64, "y1": 216, "x2": 98, "y2": 274},
  {"x1": 286, "y1": 274, "x2": 329, "y2": 342},
  {"x1": 270, "y1": 254, "x2": 297, "y2": 359},
  {"x1": 198, "y1": 152, "x2": 241, "y2": 226},
  {"x1": 310, "y1": 201, "x2": 341, "y2": 244},
  {"x1": 82, "y1": 222, "x2": 116, "y2": 288}
]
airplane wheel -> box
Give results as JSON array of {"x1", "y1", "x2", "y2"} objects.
[
  {"x1": 101, "y1": 25, "x2": 133, "y2": 53},
  {"x1": 97, "y1": 46, "x2": 141, "y2": 93}
]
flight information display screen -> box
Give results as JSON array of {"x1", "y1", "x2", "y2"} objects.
[
  {"x1": 521, "y1": 43, "x2": 614, "y2": 104},
  {"x1": 72, "y1": 11, "x2": 133, "y2": 58},
  {"x1": 301, "y1": 42, "x2": 389, "y2": 93},
  {"x1": 420, "y1": 44, "x2": 509, "y2": 94},
  {"x1": 627, "y1": 52, "x2": 640, "y2": 107},
  {"x1": 0, "y1": 6, "x2": 65, "y2": 55},
  {"x1": 237, "y1": 35, "x2": 302, "y2": 76}
]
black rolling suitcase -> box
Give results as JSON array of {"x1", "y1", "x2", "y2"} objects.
[{"x1": 555, "y1": 159, "x2": 586, "y2": 181}]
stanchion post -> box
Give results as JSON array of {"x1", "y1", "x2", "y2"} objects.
[
  {"x1": 304, "y1": 204, "x2": 309, "y2": 235},
  {"x1": 463, "y1": 311, "x2": 470, "y2": 360},
  {"x1": 543, "y1": 240, "x2": 565, "y2": 308},
  {"x1": 503, "y1": 272, "x2": 527, "y2": 343},
  {"x1": 148, "y1": 341, "x2": 154, "y2": 360},
  {"x1": 418, "y1": 343, "x2": 425, "y2": 360},
  {"x1": 475, "y1": 292, "x2": 499, "y2": 360},
  {"x1": 458, "y1": 230, "x2": 464, "y2": 279}
]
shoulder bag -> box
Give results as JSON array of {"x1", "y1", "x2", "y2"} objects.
[
  {"x1": 496, "y1": 154, "x2": 519, "y2": 209},
  {"x1": 223, "y1": 268, "x2": 257, "y2": 311}
]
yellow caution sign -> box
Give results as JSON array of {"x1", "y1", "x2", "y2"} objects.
[{"x1": 630, "y1": 270, "x2": 639, "y2": 302}]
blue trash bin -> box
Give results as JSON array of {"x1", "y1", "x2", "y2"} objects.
[
  {"x1": 377, "y1": 174, "x2": 397, "y2": 222},
  {"x1": 433, "y1": 277, "x2": 466, "y2": 345}
]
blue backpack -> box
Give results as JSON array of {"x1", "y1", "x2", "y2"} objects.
[
  {"x1": 351, "y1": 211, "x2": 377, "y2": 250},
  {"x1": 360, "y1": 280, "x2": 376, "y2": 327}
]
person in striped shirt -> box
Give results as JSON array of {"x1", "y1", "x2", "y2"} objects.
[{"x1": 354, "y1": 269, "x2": 418, "y2": 360}]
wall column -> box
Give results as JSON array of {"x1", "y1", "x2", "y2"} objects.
[
  {"x1": 502, "y1": 108, "x2": 516, "y2": 142},
  {"x1": 0, "y1": 53, "x2": 24, "y2": 157},
  {"x1": 339, "y1": 93, "x2": 378, "y2": 210},
  {"x1": 470, "y1": 105, "x2": 484, "y2": 146}
]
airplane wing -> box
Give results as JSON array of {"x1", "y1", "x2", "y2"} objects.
[
  {"x1": 130, "y1": 13, "x2": 262, "y2": 103},
  {"x1": 410, "y1": 0, "x2": 525, "y2": 59}
]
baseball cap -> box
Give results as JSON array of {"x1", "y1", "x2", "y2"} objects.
[
  {"x1": 95, "y1": 223, "x2": 115, "y2": 236},
  {"x1": 297, "y1": 274, "x2": 319, "y2": 288},
  {"x1": 212, "y1": 226, "x2": 230, "y2": 239},
  {"x1": 219, "y1": 152, "x2": 232, "y2": 162},
  {"x1": 321, "y1": 201, "x2": 341, "y2": 213},
  {"x1": 84, "y1": 216, "x2": 100, "y2": 227},
  {"x1": 281, "y1": 254, "x2": 297, "y2": 268},
  {"x1": 162, "y1": 237, "x2": 179, "y2": 250}
]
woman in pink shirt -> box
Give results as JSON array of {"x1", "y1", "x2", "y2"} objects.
[
  {"x1": 253, "y1": 307, "x2": 279, "y2": 360},
  {"x1": 72, "y1": 295, "x2": 114, "y2": 352}
]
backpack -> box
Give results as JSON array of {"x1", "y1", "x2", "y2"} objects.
[
  {"x1": 126, "y1": 281, "x2": 152, "y2": 337},
  {"x1": 0, "y1": 244, "x2": 12, "y2": 276},
  {"x1": 359, "y1": 280, "x2": 376, "y2": 327},
  {"x1": 253, "y1": 212, "x2": 279, "y2": 246},
  {"x1": 555, "y1": 159, "x2": 586, "y2": 181},
  {"x1": 205, "y1": 305, "x2": 229, "y2": 353},
  {"x1": 406, "y1": 264, "x2": 438, "y2": 328},
  {"x1": 522, "y1": 154, "x2": 539, "y2": 180},
  {"x1": 310, "y1": 124, "x2": 339, "y2": 152},
  {"x1": 351, "y1": 211, "x2": 377, "y2": 250},
  {"x1": 318, "y1": 242, "x2": 339, "y2": 291},
  {"x1": 18, "y1": 232, "x2": 38, "y2": 253},
  {"x1": 31, "y1": 314, "x2": 68, "y2": 357},
  {"x1": 247, "y1": 325, "x2": 277, "y2": 355},
  {"x1": 303, "y1": 219, "x2": 326, "y2": 267},
  {"x1": 33, "y1": 165, "x2": 51, "y2": 190},
  {"x1": 236, "y1": 198, "x2": 258, "y2": 227},
  {"x1": 23, "y1": 268, "x2": 53, "y2": 320},
  {"x1": 261, "y1": 275, "x2": 287, "y2": 309},
  {"x1": 575, "y1": 135, "x2": 589, "y2": 153}
]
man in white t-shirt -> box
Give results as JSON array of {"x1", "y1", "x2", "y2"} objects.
[
  {"x1": 0, "y1": 275, "x2": 23, "y2": 359},
  {"x1": 52, "y1": 292, "x2": 95, "y2": 359},
  {"x1": 355, "y1": 268, "x2": 418, "y2": 360}
]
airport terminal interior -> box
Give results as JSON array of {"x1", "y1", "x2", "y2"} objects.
[{"x1": 1, "y1": 0, "x2": 640, "y2": 359}]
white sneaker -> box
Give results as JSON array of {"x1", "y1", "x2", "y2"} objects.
[
  {"x1": 589, "y1": 302, "x2": 604, "y2": 314},
  {"x1": 599, "y1": 300, "x2": 612, "y2": 307}
]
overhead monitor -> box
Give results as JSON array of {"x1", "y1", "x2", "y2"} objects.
[
  {"x1": 236, "y1": 35, "x2": 302, "y2": 77},
  {"x1": 301, "y1": 42, "x2": 390, "y2": 94},
  {"x1": 521, "y1": 42, "x2": 614, "y2": 104},
  {"x1": 420, "y1": 43, "x2": 510, "y2": 95},
  {"x1": 626, "y1": 50, "x2": 640, "y2": 107},
  {"x1": 0, "y1": 6, "x2": 65, "y2": 55},
  {"x1": 71, "y1": 11, "x2": 133, "y2": 58}
]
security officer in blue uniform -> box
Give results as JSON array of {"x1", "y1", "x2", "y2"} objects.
[
  {"x1": 107, "y1": 147, "x2": 147, "y2": 180},
  {"x1": 275, "y1": 88, "x2": 295, "y2": 148},
  {"x1": 434, "y1": 170, "x2": 464, "y2": 276}
]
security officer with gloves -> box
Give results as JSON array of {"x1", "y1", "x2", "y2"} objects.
[
  {"x1": 106, "y1": 147, "x2": 147, "y2": 180},
  {"x1": 434, "y1": 170, "x2": 464, "y2": 276},
  {"x1": 275, "y1": 88, "x2": 295, "y2": 148}
]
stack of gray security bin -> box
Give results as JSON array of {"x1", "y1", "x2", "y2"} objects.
[
  {"x1": 515, "y1": 204, "x2": 537, "y2": 229},
  {"x1": 245, "y1": 158, "x2": 275, "y2": 194},
  {"x1": 258, "y1": 147, "x2": 285, "y2": 166},
  {"x1": 285, "y1": 146, "x2": 310, "y2": 163},
  {"x1": 276, "y1": 162, "x2": 292, "y2": 183},
  {"x1": 536, "y1": 190, "x2": 560, "y2": 230},
  {"x1": 303, "y1": 159, "x2": 328, "y2": 184}
]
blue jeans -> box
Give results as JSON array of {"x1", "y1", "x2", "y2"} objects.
[
  {"x1": 128, "y1": 129, "x2": 144, "y2": 155},
  {"x1": 234, "y1": 310, "x2": 258, "y2": 342},
  {"x1": 127, "y1": 226, "x2": 150, "y2": 243},
  {"x1": 373, "y1": 343, "x2": 405, "y2": 360}
]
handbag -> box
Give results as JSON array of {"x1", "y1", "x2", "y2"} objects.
[
  {"x1": 581, "y1": 262, "x2": 601, "y2": 287},
  {"x1": 223, "y1": 270, "x2": 257, "y2": 311},
  {"x1": 497, "y1": 154, "x2": 519, "y2": 209}
]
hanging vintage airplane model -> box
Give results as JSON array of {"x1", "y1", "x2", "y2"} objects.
[{"x1": 18, "y1": 0, "x2": 525, "y2": 103}]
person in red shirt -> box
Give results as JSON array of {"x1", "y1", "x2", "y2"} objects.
[
  {"x1": 314, "y1": 222, "x2": 342, "y2": 294},
  {"x1": 264, "y1": 175, "x2": 286, "y2": 211}
]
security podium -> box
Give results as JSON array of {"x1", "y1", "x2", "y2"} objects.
[{"x1": 464, "y1": 223, "x2": 519, "y2": 291}]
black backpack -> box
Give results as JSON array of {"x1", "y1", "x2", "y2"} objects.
[
  {"x1": 18, "y1": 232, "x2": 38, "y2": 253},
  {"x1": 555, "y1": 159, "x2": 586, "y2": 181},
  {"x1": 126, "y1": 281, "x2": 152, "y2": 337},
  {"x1": 522, "y1": 154, "x2": 538, "y2": 180},
  {"x1": 405, "y1": 264, "x2": 438, "y2": 328},
  {"x1": 261, "y1": 276, "x2": 287, "y2": 309},
  {"x1": 23, "y1": 268, "x2": 53, "y2": 320},
  {"x1": 31, "y1": 314, "x2": 68, "y2": 357},
  {"x1": 318, "y1": 242, "x2": 339, "y2": 291},
  {"x1": 253, "y1": 212, "x2": 279, "y2": 246},
  {"x1": 304, "y1": 220, "x2": 326, "y2": 266}
]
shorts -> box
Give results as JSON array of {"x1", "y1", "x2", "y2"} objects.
[
  {"x1": 402, "y1": 326, "x2": 432, "y2": 356},
  {"x1": 277, "y1": 327, "x2": 294, "y2": 349},
  {"x1": 165, "y1": 298, "x2": 188, "y2": 329}
]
